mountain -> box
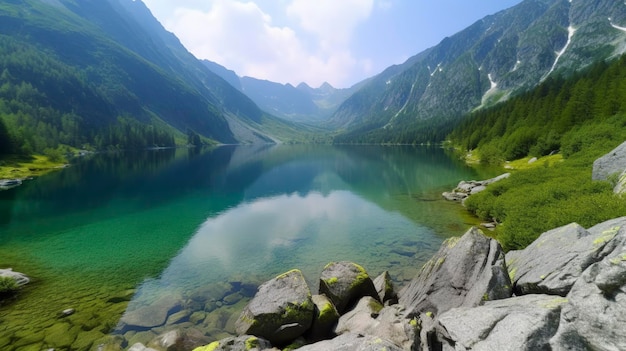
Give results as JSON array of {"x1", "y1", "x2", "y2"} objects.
[
  {"x1": 0, "y1": 0, "x2": 299, "y2": 153},
  {"x1": 203, "y1": 60, "x2": 361, "y2": 123},
  {"x1": 331, "y1": 0, "x2": 626, "y2": 144}
]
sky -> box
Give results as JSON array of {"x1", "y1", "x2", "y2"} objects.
[{"x1": 141, "y1": 0, "x2": 523, "y2": 88}]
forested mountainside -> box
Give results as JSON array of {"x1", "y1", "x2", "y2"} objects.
[
  {"x1": 0, "y1": 0, "x2": 295, "y2": 156},
  {"x1": 203, "y1": 60, "x2": 361, "y2": 124},
  {"x1": 331, "y1": 0, "x2": 626, "y2": 144}
]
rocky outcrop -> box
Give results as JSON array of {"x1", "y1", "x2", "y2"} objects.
[
  {"x1": 189, "y1": 217, "x2": 626, "y2": 351},
  {"x1": 398, "y1": 227, "x2": 512, "y2": 317},
  {"x1": 319, "y1": 261, "x2": 380, "y2": 314},
  {"x1": 436, "y1": 294, "x2": 566, "y2": 350},
  {"x1": 442, "y1": 173, "x2": 510, "y2": 202},
  {"x1": 234, "y1": 269, "x2": 314, "y2": 345}
]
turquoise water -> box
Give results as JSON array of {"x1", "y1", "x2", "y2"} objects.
[{"x1": 0, "y1": 145, "x2": 489, "y2": 350}]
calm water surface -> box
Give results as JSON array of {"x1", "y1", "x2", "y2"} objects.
[{"x1": 0, "y1": 145, "x2": 492, "y2": 350}]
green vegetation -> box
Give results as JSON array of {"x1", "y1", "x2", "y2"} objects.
[
  {"x1": 448, "y1": 56, "x2": 626, "y2": 251},
  {"x1": 0, "y1": 277, "x2": 18, "y2": 295},
  {"x1": 0, "y1": 154, "x2": 67, "y2": 179}
]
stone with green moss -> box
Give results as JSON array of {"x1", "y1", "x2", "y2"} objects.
[
  {"x1": 319, "y1": 261, "x2": 380, "y2": 314},
  {"x1": 235, "y1": 269, "x2": 314, "y2": 345},
  {"x1": 193, "y1": 335, "x2": 273, "y2": 351},
  {"x1": 373, "y1": 271, "x2": 398, "y2": 304},
  {"x1": 307, "y1": 294, "x2": 339, "y2": 341}
]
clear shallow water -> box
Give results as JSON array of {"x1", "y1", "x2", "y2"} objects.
[{"x1": 0, "y1": 145, "x2": 491, "y2": 350}]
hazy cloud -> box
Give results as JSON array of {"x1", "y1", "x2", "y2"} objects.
[{"x1": 161, "y1": 0, "x2": 375, "y2": 87}]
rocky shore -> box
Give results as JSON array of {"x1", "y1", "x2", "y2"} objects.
[{"x1": 115, "y1": 216, "x2": 626, "y2": 351}]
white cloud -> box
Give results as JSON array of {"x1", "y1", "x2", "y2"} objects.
[{"x1": 161, "y1": 0, "x2": 374, "y2": 87}]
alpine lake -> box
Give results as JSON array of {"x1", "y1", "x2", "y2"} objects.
[{"x1": 0, "y1": 145, "x2": 497, "y2": 351}]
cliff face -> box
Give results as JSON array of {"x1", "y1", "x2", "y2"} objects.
[{"x1": 331, "y1": 0, "x2": 626, "y2": 143}]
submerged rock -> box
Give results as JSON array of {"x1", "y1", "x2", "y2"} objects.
[
  {"x1": 0, "y1": 268, "x2": 30, "y2": 287},
  {"x1": 398, "y1": 227, "x2": 512, "y2": 317},
  {"x1": 319, "y1": 261, "x2": 380, "y2": 314},
  {"x1": 119, "y1": 294, "x2": 183, "y2": 331},
  {"x1": 235, "y1": 269, "x2": 314, "y2": 345}
]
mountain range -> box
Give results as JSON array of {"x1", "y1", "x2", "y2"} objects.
[
  {"x1": 330, "y1": 0, "x2": 626, "y2": 143},
  {"x1": 1, "y1": 0, "x2": 626, "y2": 152},
  {"x1": 0, "y1": 0, "x2": 305, "y2": 152},
  {"x1": 202, "y1": 60, "x2": 363, "y2": 124}
]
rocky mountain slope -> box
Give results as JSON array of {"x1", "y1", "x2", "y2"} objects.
[
  {"x1": 0, "y1": 0, "x2": 297, "y2": 149},
  {"x1": 331, "y1": 0, "x2": 626, "y2": 143},
  {"x1": 203, "y1": 60, "x2": 362, "y2": 123}
]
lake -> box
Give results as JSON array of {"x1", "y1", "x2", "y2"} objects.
[{"x1": 0, "y1": 145, "x2": 492, "y2": 350}]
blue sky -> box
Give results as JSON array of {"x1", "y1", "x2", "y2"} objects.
[{"x1": 142, "y1": 0, "x2": 523, "y2": 88}]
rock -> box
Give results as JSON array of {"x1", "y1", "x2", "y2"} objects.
[
  {"x1": 592, "y1": 141, "x2": 626, "y2": 180},
  {"x1": 336, "y1": 299, "x2": 418, "y2": 351},
  {"x1": 296, "y1": 333, "x2": 404, "y2": 351},
  {"x1": 614, "y1": 170, "x2": 626, "y2": 194},
  {"x1": 193, "y1": 335, "x2": 274, "y2": 351},
  {"x1": 335, "y1": 297, "x2": 383, "y2": 335},
  {"x1": 319, "y1": 261, "x2": 380, "y2": 314},
  {"x1": 307, "y1": 294, "x2": 339, "y2": 342},
  {"x1": 398, "y1": 227, "x2": 512, "y2": 317},
  {"x1": 435, "y1": 294, "x2": 566, "y2": 350},
  {"x1": 127, "y1": 343, "x2": 158, "y2": 351},
  {"x1": 442, "y1": 174, "x2": 510, "y2": 202},
  {"x1": 44, "y1": 322, "x2": 76, "y2": 349},
  {"x1": 60, "y1": 308, "x2": 75, "y2": 317},
  {"x1": 507, "y1": 219, "x2": 626, "y2": 296},
  {"x1": 235, "y1": 269, "x2": 314, "y2": 345},
  {"x1": 550, "y1": 248, "x2": 626, "y2": 350},
  {"x1": 372, "y1": 271, "x2": 398, "y2": 304},
  {"x1": 0, "y1": 268, "x2": 30, "y2": 286},
  {"x1": 147, "y1": 329, "x2": 182, "y2": 351},
  {"x1": 119, "y1": 294, "x2": 183, "y2": 331},
  {"x1": 528, "y1": 157, "x2": 538, "y2": 164}
]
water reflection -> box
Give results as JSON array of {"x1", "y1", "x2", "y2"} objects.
[{"x1": 0, "y1": 145, "x2": 490, "y2": 351}]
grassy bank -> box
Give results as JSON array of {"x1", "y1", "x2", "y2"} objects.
[
  {"x1": 0, "y1": 154, "x2": 68, "y2": 180},
  {"x1": 462, "y1": 142, "x2": 626, "y2": 252}
]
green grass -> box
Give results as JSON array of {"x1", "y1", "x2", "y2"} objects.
[
  {"x1": 465, "y1": 144, "x2": 626, "y2": 251},
  {"x1": 0, "y1": 154, "x2": 67, "y2": 180}
]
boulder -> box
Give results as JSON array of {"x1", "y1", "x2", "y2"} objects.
[
  {"x1": 335, "y1": 297, "x2": 383, "y2": 335},
  {"x1": 435, "y1": 294, "x2": 566, "y2": 350},
  {"x1": 372, "y1": 271, "x2": 398, "y2": 304},
  {"x1": 442, "y1": 174, "x2": 510, "y2": 202},
  {"x1": 550, "y1": 245, "x2": 626, "y2": 350},
  {"x1": 192, "y1": 335, "x2": 274, "y2": 351},
  {"x1": 128, "y1": 343, "x2": 158, "y2": 351},
  {"x1": 398, "y1": 227, "x2": 512, "y2": 317},
  {"x1": 296, "y1": 333, "x2": 404, "y2": 351},
  {"x1": 507, "y1": 219, "x2": 626, "y2": 296},
  {"x1": 235, "y1": 269, "x2": 314, "y2": 345},
  {"x1": 336, "y1": 300, "x2": 419, "y2": 351},
  {"x1": 0, "y1": 268, "x2": 30, "y2": 287},
  {"x1": 307, "y1": 294, "x2": 339, "y2": 342},
  {"x1": 319, "y1": 261, "x2": 380, "y2": 314},
  {"x1": 147, "y1": 329, "x2": 213, "y2": 351},
  {"x1": 592, "y1": 141, "x2": 626, "y2": 180},
  {"x1": 119, "y1": 294, "x2": 183, "y2": 331}
]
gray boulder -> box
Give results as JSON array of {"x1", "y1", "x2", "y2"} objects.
[
  {"x1": 550, "y1": 245, "x2": 626, "y2": 350},
  {"x1": 192, "y1": 335, "x2": 274, "y2": 351},
  {"x1": 235, "y1": 269, "x2": 314, "y2": 345},
  {"x1": 127, "y1": 343, "x2": 158, "y2": 351},
  {"x1": 372, "y1": 271, "x2": 398, "y2": 304},
  {"x1": 507, "y1": 219, "x2": 626, "y2": 297},
  {"x1": 147, "y1": 328, "x2": 211, "y2": 351},
  {"x1": 319, "y1": 261, "x2": 380, "y2": 314},
  {"x1": 436, "y1": 294, "x2": 567, "y2": 351},
  {"x1": 335, "y1": 296, "x2": 383, "y2": 335},
  {"x1": 307, "y1": 294, "x2": 340, "y2": 342},
  {"x1": 614, "y1": 170, "x2": 626, "y2": 194},
  {"x1": 297, "y1": 333, "x2": 404, "y2": 351},
  {"x1": 398, "y1": 227, "x2": 512, "y2": 317},
  {"x1": 592, "y1": 141, "x2": 626, "y2": 180}
]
